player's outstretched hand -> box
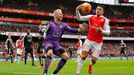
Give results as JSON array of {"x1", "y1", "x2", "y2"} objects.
[
  {"x1": 39, "y1": 25, "x2": 43, "y2": 29},
  {"x1": 79, "y1": 23, "x2": 88, "y2": 32}
]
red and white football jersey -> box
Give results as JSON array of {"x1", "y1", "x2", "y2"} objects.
[
  {"x1": 16, "y1": 39, "x2": 23, "y2": 49},
  {"x1": 87, "y1": 15, "x2": 108, "y2": 43}
]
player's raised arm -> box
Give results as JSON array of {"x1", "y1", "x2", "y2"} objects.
[
  {"x1": 123, "y1": 42, "x2": 126, "y2": 47},
  {"x1": 5, "y1": 38, "x2": 8, "y2": 50},
  {"x1": 76, "y1": 4, "x2": 92, "y2": 21}
]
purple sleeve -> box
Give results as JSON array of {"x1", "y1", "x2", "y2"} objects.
[{"x1": 64, "y1": 23, "x2": 78, "y2": 33}]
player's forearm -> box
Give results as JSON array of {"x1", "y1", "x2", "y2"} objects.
[
  {"x1": 102, "y1": 30, "x2": 110, "y2": 36},
  {"x1": 103, "y1": 20, "x2": 110, "y2": 36},
  {"x1": 12, "y1": 43, "x2": 15, "y2": 48},
  {"x1": 68, "y1": 28, "x2": 80, "y2": 33},
  {"x1": 124, "y1": 44, "x2": 126, "y2": 47},
  {"x1": 5, "y1": 45, "x2": 8, "y2": 49},
  {"x1": 76, "y1": 9, "x2": 92, "y2": 22},
  {"x1": 76, "y1": 9, "x2": 81, "y2": 21}
]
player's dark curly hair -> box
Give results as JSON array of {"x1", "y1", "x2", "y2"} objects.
[{"x1": 97, "y1": 5, "x2": 105, "y2": 10}]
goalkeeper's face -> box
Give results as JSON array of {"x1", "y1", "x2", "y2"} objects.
[{"x1": 55, "y1": 11, "x2": 63, "y2": 21}]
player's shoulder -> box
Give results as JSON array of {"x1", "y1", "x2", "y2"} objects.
[
  {"x1": 101, "y1": 16, "x2": 109, "y2": 21},
  {"x1": 61, "y1": 21, "x2": 68, "y2": 25},
  {"x1": 90, "y1": 14, "x2": 96, "y2": 17},
  {"x1": 87, "y1": 14, "x2": 94, "y2": 18},
  {"x1": 45, "y1": 20, "x2": 54, "y2": 25},
  {"x1": 48, "y1": 20, "x2": 54, "y2": 23}
]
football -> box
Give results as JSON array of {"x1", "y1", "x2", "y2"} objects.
[{"x1": 80, "y1": 3, "x2": 92, "y2": 14}]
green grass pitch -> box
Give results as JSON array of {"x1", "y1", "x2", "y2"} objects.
[{"x1": 0, "y1": 58, "x2": 134, "y2": 75}]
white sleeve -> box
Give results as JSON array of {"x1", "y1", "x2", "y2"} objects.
[
  {"x1": 9, "y1": 39, "x2": 15, "y2": 47},
  {"x1": 123, "y1": 43, "x2": 126, "y2": 47},
  {"x1": 16, "y1": 40, "x2": 18, "y2": 47},
  {"x1": 102, "y1": 19, "x2": 110, "y2": 36},
  {"x1": 76, "y1": 9, "x2": 92, "y2": 21},
  {"x1": 5, "y1": 39, "x2": 8, "y2": 44},
  {"x1": 22, "y1": 36, "x2": 25, "y2": 41},
  {"x1": 80, "y1": 40, "x2": 83, "y2": 47}
]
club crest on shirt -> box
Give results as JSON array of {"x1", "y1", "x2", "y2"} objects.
[
  {"x1": 101, "y1": 19, "x2": 104, "y2": 22},
  {"x1": 60, "y1": 25, "x2": 63, "y2": 28}
]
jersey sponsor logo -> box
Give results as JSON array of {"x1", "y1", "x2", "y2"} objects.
[{"x1": 52, "y1": 32, "x2": 61, "y2": 37}]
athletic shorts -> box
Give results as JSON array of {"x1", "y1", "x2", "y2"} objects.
[
  {"x1": 44, "y1": 41, "x2": 62, "y2": 51},
  {"x1": 80, "y1": 39, "x2": 102, "y2": 58},
  {"x1": 120, "y1": 50, "x2": 125, "y2": 54},
  {"x1": 24, "y1": 46, "x2": 33, "y2": 53},
  {"x1": 8, "y1": 48, "x2": 13, "y2": 55},
  {"x1": 46, "y1": 47, "x2": 65, "y2": 57},
  {"x1": 17, "y1": 48, "x2": 23, "y2": 55},
  {"x1": 77, "y1": 48, "x2": 82, "y2": 55}
]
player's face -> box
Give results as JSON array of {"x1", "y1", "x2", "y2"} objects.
[
  {"x1": 96, "y1": 6, "x2": 104, "y2": 16},
  {"x1": 19, "y1": 36, "x2": 22, "y2": 39},
  {"x1": 27, "y1": 30, "x2": 31, "y2": 35},
  {"x1": 78, "y1": 37, "x2": 80, "y2": 40},
  {"x1": 55, "y1": 11, "x2": 63, "y2": 21}
]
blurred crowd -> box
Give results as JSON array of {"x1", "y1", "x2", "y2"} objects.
[
  {"x1": 0, "y1": 0, "x2": 133, "y2": 19},
  {"x1": 110, "y1": 31, "x2": 134, "y2": 37},
  {"x1": 0, "y1": 24, "x2": 38, "y2": 32},
  {"x1": 101, "y1": 42, "x2": 134, "y2": 57}
]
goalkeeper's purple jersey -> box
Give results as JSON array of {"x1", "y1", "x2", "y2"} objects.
[{"x1": 39, "y1": 21, "x2": 78, "y2": 50}]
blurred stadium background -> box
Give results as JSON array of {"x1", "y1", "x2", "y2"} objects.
[{"x1": 0, "y1": 0, "x2": 134, "y2": 75}]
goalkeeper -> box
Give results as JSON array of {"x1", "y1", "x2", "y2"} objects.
[{"x1": 39, "y1": 9, "x2": 85, "y2": 75}]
